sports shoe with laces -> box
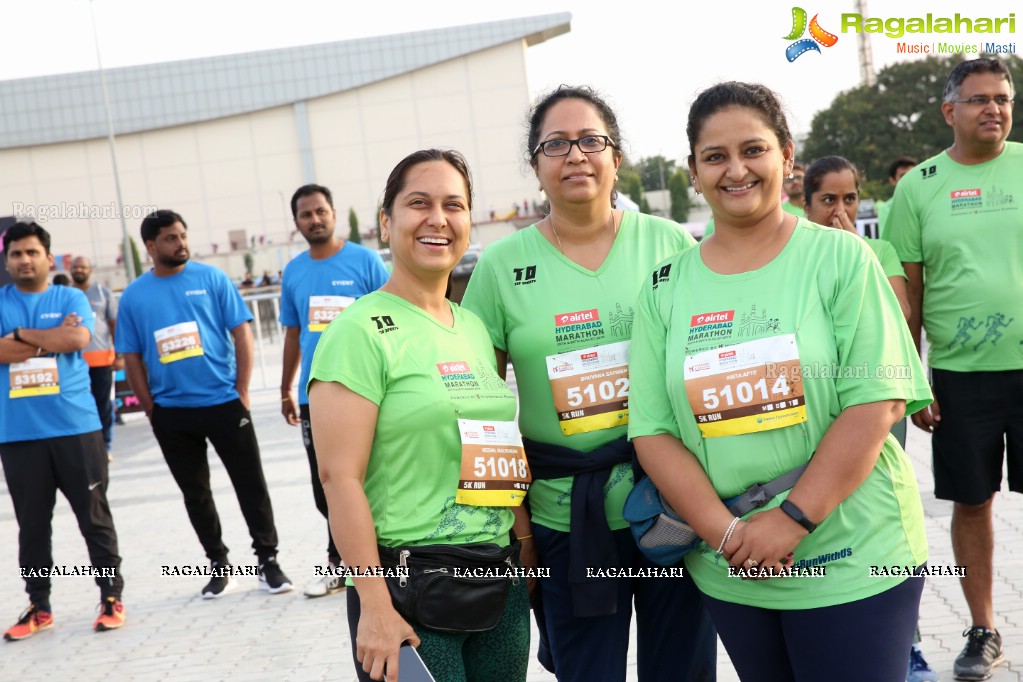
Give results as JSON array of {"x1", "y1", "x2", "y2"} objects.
[
  {"x1": 907, "y1": 643, "x2": 939, "y2": 682},
  {"x1": 258, "y1": 556, "x2": 293, "y2": 594},
  {"x1": 954, "y1": 626, "x2": 1003, "y2": 681},
  {"x1": 303, "y1": 562, "x2": 346, "y2": 598},
  {"x1": 93, "y1": 597, "x2": 125, "y2": 632},
  {"x1": 4, "y1": 605, "x2": 54, "y2": 641},
  {"x1": 200, "y1": 561, "x2": 238, "y2": 599}
]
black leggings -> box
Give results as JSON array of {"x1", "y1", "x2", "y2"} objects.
[{"x1": 702, "y1": 575, "x2": 923, "y2": 682}]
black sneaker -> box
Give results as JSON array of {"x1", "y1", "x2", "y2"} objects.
[
  {"x1": 258, "y1": 557, "x2": 293, "y2": 594},
  {"x1": 954, "y1": 626, "x2": 1003, "y2": 681},
  {"x1": 200, "y1": 562, "x2": 238, "y2": 599}
]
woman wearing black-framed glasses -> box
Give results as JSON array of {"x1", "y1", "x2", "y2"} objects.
[{"x1": 462, "y1": 85, "x2": 716, "y2": 681}]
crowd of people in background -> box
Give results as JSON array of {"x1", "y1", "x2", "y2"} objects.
[{"x1": 1, "y1": 56, "x2": 1019, "y2": 682}]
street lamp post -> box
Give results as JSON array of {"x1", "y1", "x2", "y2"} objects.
[{"x1": 88, "y1": 0, "x2": 136, "y2": 282}]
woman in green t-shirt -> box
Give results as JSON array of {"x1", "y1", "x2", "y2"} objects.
[
  {"x1": 461, "y1": 86, "x2": 715, "y2": 682},
  {"x1": 803, "y1": 155, "x2": 937, "y2": 681},
  {"x1": 628, "y1": 82, "x2": 934, "y2": 681},
  {"x1": 802, "y1": 155, "x2": 911, "y2": 321},
  {"x1": 308, "y1": 149, "x2": 529, "y2": 682}
]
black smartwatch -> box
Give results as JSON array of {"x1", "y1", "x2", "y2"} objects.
[
  {"x1": 780, "y1": 499, "x2": 817, "y2": 533},
  {"x1": 12, "y1": 327, "x2": 22, "y2": 342}
]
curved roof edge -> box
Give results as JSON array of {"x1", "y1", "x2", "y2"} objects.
[{"x1": 0, "y1": 12, "x2": 570, "y2": 150}]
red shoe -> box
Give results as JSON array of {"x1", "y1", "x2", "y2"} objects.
[
  {"x1": 93, "y1": 597, "x2": 125, "y2": 632},
  {"x1": 4, "y1": 605, "x2": 54, "y2": 641}
]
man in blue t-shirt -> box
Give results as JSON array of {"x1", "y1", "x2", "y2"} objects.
[
  {"x1": 70, "y1": 256, "x2": 119, "y2": 456},
  {"x1": 0, "y1": 223, "x2": 126, "y2": 640},
  {"x1": 116, "y1": 210, "x2": 292, "y2": 599},
  {"x1": 279, "y1": 184, "x2": 388, "y2": 597}
]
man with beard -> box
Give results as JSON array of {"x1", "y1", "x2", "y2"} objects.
[
  {"x1": 70, "y1": 256, "x2": 118, "y2": 457},
  {"x1": 116, "y1": 210, "x2": 292, "y2": 598},
  {"x1": 278, "y1": 184, "x2": 388, "y2": 597},
  {"x1": 1, "y1": 222, "x2": 125, "y2": 639}
]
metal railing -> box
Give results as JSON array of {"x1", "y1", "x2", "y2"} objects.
[{"x1": 240, "y1": 287, "x2": 285, "y2": 390}]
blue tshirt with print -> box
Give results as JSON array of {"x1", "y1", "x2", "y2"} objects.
[
  {"x1": 279, "y1": 242, "x2": 389, "y2": 404},
  {"x1": 0, "y1": 285, "x2": 100, "y2": 442},
  {"x1": 115, "y1": 261, "x2": 253, "y2": 407}
]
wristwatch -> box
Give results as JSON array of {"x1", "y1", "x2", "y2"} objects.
[
  {"x1": 780, "y1": 499, "x2": 817, "y2": 533},
  {"x1": 12, "y1": 327, "x2": 22, "y2": 342}
]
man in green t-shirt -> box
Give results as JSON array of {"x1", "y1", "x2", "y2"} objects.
[
  {"x1": 781, "y1": 161, "x2": 806, "y2": 219},
  {"x1": 887, "y1": 57, "x2": 1021, "y2": 680},
  {"x1": 876, "y1": 156, "x2": 917, "y2": 241}
]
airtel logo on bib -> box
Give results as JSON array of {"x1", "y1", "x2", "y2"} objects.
[
  {"x1": 555, "y1": 309, "x2": 599, "y2": 327},
  {"x1": 691, "y1": 310, "x2": 735, "y2": 327}
]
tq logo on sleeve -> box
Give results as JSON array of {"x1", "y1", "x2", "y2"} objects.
[
  {"x1": 512, "y1": 265, "x2": 537, "y2": 286},
  {"x1": 371, "y1": 315, "x2": 398, "y2": 334}
]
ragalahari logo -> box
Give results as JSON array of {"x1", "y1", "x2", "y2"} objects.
[{"x1": 784, "y1": 7, "x2": 838, "y2": 61}]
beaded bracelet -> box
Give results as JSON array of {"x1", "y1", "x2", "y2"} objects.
[{"x1": 716, "y1": 519, "x2": 740, "y2": 556}]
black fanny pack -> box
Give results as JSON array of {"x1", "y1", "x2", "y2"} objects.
[{"x1": 377, "y1": 541, "x2": 520, "y2": 633}]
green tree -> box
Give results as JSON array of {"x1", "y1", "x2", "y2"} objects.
[
  {"x1": 348, "y1": 207, "x2": 362, "y2": 244},
  {"x1": 123, "y1": 236, "x2": 142, "y2": 281},
  {"x1": 243, "y1": 251, "x2": 254, "y2": 275},
  {"x1": 803, "y1": 54, "x2": 1023, "y2": 200},
  {"x1": 617, "y1": 166, "x2": 650, "y2": 212},
  {"x1": 635, "y1": 155, "x2": 677, "y2": 192},
  {"x1": 667, "y1": 168, "x2": 691, "y2": 223}
]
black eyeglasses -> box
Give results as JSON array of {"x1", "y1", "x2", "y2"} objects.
[
  {"x1": 953, "y1": 95, "x2": 1014, "y2": 107},
  {"x1": 532, "y1": 135, "x2": 616, "y2": 158}
]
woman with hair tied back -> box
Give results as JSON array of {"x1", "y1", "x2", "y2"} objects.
[
  {"x1": 309, "y1": 149, "x2": 529, "y2": 682},
  {"x1": 802, "y1": 154, "x2": 938, "y2": 682},
  {"x1": 627, "y1": 82, "x2": 934, "y2": 681},
  {"x1": 462, "y1": 85, "x2": 716, "y2": 681}
]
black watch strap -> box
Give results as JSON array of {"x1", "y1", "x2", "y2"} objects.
[
  {"x1": 13, "y1": 327, "x2": 22, "y2": 342},
  {"x1": 780, "y1": 499, "x2": 817, "y2": 533}
]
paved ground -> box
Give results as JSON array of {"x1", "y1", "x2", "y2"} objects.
[{"x1": 1, "y1": 337, "x2": 1020, "y2": 681}]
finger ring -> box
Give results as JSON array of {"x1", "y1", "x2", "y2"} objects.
[{"x1": 746, "y1": 558, "x2": 758, "y2": 567}]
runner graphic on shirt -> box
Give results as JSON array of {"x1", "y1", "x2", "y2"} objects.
[
  {"x1": 946, "y1": 316, "x2": 982, "y2": 350},
  {"x1": 973, "y1": 313, "x2": 1015, "y2": 351}
]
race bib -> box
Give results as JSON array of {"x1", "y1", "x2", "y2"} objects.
[
  {"x1": 308, "y1": 295, "x2": 355, "y2": 332},
  {"x1": 9, "y1": 357, "x2": 60, "y2": 398},
  {"x1": 684, "y1": 334, "x2": 806, "y2": 438},
  {"x1": 155, "y1": 322, "x2": 204, "y2": 364},
  {"x1": 456, "y1": 419, "x2": 531, "y2": 506},
  {"x1": 547, "y1": 340, "x2": 630, "y2": 436}
]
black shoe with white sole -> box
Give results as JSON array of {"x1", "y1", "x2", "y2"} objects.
[{"x1": 258, "y1": 556, "x2": 293, "y2": 594}]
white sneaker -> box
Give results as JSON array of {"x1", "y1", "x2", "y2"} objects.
[{"x1": 303, "y1": 564, "x2": 346, "y2": 598}]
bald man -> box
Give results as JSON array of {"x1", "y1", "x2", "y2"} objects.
[{"x1": 71, "y1": 257, "x2": 118, "y2": 454}]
